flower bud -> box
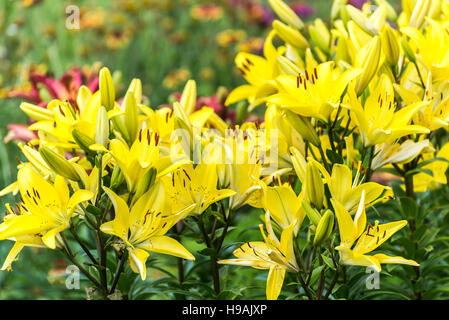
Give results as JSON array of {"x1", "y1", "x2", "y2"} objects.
[
  {"x1": 302, "y1": 198, "x2": 322, "y2": 227},
  {"x1": 268, "y1": 0, "x2": 304, "y2": 30},
  {"x1": 133, "y1": 167, "x2": 156, "y2": 200},
  {"x1": 272, "y1": 20, "x2": 309, "y2": 50},
  {"x1": 235, "y1": 101, "x2": 248, "y2": 125},
  {"x1": 305, "y1": 161, "x2": 325, "y2": 210},
  {"x1": 110, "y1": 165, "x2": 124, "y2": 190},
  {"x1": 283, "y1": 110, "x2": 320, "y2": 147},
  {"x1": 355, "y1": 36, "x2": 381, "y2": 96},
  {"x1": 381, "y1": 25, "x2": 400, "y2": 66},
  {"x1": 331, "y1": 0, "x2": 346, "y2": 21},
  {"x1": 180, "y1": 80, "x2": 197, "y2": 115},
  {"x1": 375, "y1": 0, "x2": 397, "y2": 21},
  {"x1": 346, "y1": 5, "x2": 378, "y2": 36},
  {"x1": 309, "y1": 19, "x2": 330, "y2": 54},
  {"x1": 99, "y1": 67, "x2": 115, "y2": 111},
  {"x1": 277, "y1": 56, "x2": 301, "y2": 76},
  {"x1": 313, "y1": 209, "x2": 334, "y2": 246},
  {"x1": 409, "y1": 0, "x2": 431, "y2": 29},
  {"x1": 127, "y1": 78, "x2": 142, "y2": 104},
  {"x1": 95, "y1": 106, "x2": 109, "y2": 148},
  {"x1": 20, "y1": 102, "x2": 54, "y2": 121},
  {"x1": 123, "y1": 91, "x2": 139, "y2": 143},
  {"x1": 289, "y1": 146, "x2": 307, "y2": 183},
  {"x1": 72, "y1": 129, "x2": 95, "y2": 153},
  {"x1": 39, "y1": 146, "x2": 81, "y2": 181},
  {"x1": 400, "y1": 37, "x2": 416, "y2": 63}
]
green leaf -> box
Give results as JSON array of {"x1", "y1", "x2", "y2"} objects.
[
  {"x1": 309, "y1": 265, "x2": 325, "y2": 286},
  {"x1": 321, "y1": 254, "x2": 336, "y2": 270},
  {"x1": 399, "y1": 196, "x2": 418, "y2": 219},
  {"x1": 326, "y1": 149, "x2": 344, "y2": 164},
  {"x1": 198, "y1": 248, "x2": 216, "y2": 256},
  {"x1": 405, "y1": 168, "x2": 433, "y2": 177},
  {"x1": 417, "y1": 157, "x2": 449, "y2": 168},
  {"x1": 86, "y1": 204, "x2": 102, "y2": 217}
]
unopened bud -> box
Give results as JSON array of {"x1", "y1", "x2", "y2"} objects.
[
  {"x1": 284, "y1": 110, "x2": 320, "y2": 147},
  {"x1": 110, "y1": 165, "x2": 124, "y2": 190},
  {"x1": 95, "y1": 106, "x2": 109, "y2": 148},
  {"x1": 180, "y1": 80, "x2": 197, "y2": 115},
  {"x1": 313, "y1": 209, "x2": 334, "y2": 246},
  {"x1": 355, "y1": 36, "x2": 381, "y2": 95},
  {"x1": 409, "y1": 0, "x2": 431, "y2": 29},
  {"x1": 381, "y1": 25, "x2": 400, "y2": 66},
  {"x1": 236, "y1": 101, "x2": 248, "y2": 125},
  {"x1": 289, "y1": 146, "x2": 307, "y2": 183},
  {"x1": 99, "y1": 67, "x2": 115, "y2": 111},
  {"x1": 401, "y1": 37, "x2": 416, "y2": 63},
  {"x1": 39, "y1": 146, "x2": 81, "y2": 181},
  {"x1": 302, "y1": 198, "x2": 322, "y2": 227},
  {"x1": 309, "y1": 19, "x2": 330, "y2": 54},
  {"x1": 331, "y1": 0, "x2": 346, "y2": 21},
  {"x1": 20, "y1": 102, "x2": 54, "y2": 121},
  {"x1": 305, "y1": 161, "x2": 325, "y2": 210},
  {"x1": 277, "y1": 56, "x2": 301, "y2": 76},
  {"x1": 346, "y1": 5, "x2": 378, "y2": 36},
  {"x1": 268, "y1": 0, "x2": 304, "y2": 30},
  {"x1": 72, "y1": 129, "x2": 95, "y2": 153},
  {"x1": 133, "y1": 167, "x2": 157, "y2": 200},
  {"x1": 123, "y1": 91, "x2": 139, "y2": 143},
  {"x1": 273, "y1": 20, "x2": 309, "y2": 50},
  {"x1": 127, "y1": 78, "x2": 142, "y2": 105}
]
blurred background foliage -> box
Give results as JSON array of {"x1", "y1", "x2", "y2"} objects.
[{"x1": 0, "y1": 0, "x2": 414, "y2": 300}]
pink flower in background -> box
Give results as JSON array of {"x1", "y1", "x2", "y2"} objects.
[
  {"x1": 3, "y1": 124, "x2": 38, "y2": 144},
  {"x1": 4, "y1": 66, "x2": 100, "y2": 144},
  {"x1": 348, "y1": 0, "x2": 369, "y2": 9},
  {"x1": 7, "y1": 66, "x2": 99, "y2": 107},
  {"x1": 172, "y1": 88, "x2": 236, "y2": 123},
  {"x1": 290, "y1": 2, "x2": 315, "y2": 18}
]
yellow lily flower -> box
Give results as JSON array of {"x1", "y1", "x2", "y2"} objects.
[
  {"x1": 371, "y1": 139, "x2": 432, "y2": 170},
  {"x1": 219, "y1": 211, "x2": 298, "y2": 300},
  {"x1": 162, "y1": 164, "x2": 236, "y2": 216},
  {"x1": 99, "y1": 128, "x2": 188, "y2": 192},
  {"x1": 229, "y1": 163, "x2": 264, "y2": 210},
  {"x1": 344, "y1": 75, "x2": 430, "y2": 146},
  {"x1": 225, "y1": 31, "x2": 281, "y2": 108},
  {"x1": 333, "y1": 191, "x2": 419, "y2": 272},
  {"x1": 401, "y1": 19, "x2": 449, "y2": 82},
  {"x1": 261, "y1": 182, "x2": 305, "y2": 235},
  {"x1": 268, "y1": 61, "x2": 361, "y2": 122},
  {"x1": 26, "y1": 87, "x2": 103, "y2": 150},
  {"x1": 100, "y1": 183, "x2": 195, "y2": 280},
  {"x1": 0, "y1": 166, "x2": 93, "y2": 269},
  {"x1": 394, "y1": 77, "x2": 449, "y2": 131},
  {"x1": 326, "y1": 164, "x2": 393, "y2": 214},
  {"x1": 264, "y1": 104, "x2": 306, "y2": 169},
  {"x1": 412, "y1": 141, "x2": 449, "y2": 192}
]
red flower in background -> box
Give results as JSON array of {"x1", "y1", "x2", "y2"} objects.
[
  {"x1": 7, "y1": 66, "x2": 99, "y2": 107},
  {"x1": 4, "y1": 66, "x2": 100, "y2": 144}
]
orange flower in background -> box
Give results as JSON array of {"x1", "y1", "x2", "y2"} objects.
[
  {"x1": 163, "y1": 68, "x2": 191, "y2": 90},
  {"x1": 191, "y1": 4, "x2": 223, "y2": 21},
  {"x1": 216, "y1": 29, "x2": 247, "y2": 48},
  {"x1": 80, "y1": 8, "x2": 107, "y2": 30},
  {"x1": 237, "y1": 37, "x2": 264, "y2": 53}
]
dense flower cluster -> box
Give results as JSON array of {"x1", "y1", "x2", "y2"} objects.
[{"x1": 2, "y1": 0, "x2": 449, "y2": 300}]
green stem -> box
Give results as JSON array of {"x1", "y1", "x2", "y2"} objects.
[
  {"x1": 69, "y1": 225, "x2": 98, "y2": 265},
  {"x1": 196, "y1": 216, "x2": 220, "y2": 295},
  {"x1": 60, "y1": 235, "x2": 101, "y2": 289},
  {"x1": 109, "y1": 251, "x2": 127, "y2": 295},
  {"x1": 318, "y1": 144, "x2": 332, "y2": 174}
]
